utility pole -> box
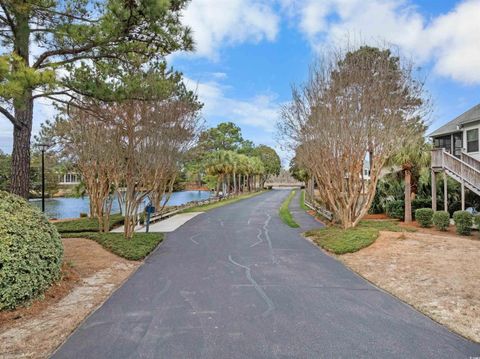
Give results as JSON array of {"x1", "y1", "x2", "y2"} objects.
[{"x1": 37, "y1": 143, "x2": 51, "y2": 212}]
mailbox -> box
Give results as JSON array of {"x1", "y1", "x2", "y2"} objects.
[{"x1": 145, "y1": 205, "x2": 155, "y2": 214}]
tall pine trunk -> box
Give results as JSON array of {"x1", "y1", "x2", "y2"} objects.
[
  {"x1": 11, "y1": 13, "x2": 32, "y2": 198},
  {"x1": 11, "y1": 100, "x2": 32, "y2": 198}
]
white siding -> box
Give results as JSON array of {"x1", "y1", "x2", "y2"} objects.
[{"x1": 463, "y1": 121, "x2": 480, "y2": 160}]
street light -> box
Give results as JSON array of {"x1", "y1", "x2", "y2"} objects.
[{"x1": 37, "y1": 143, "x2": 51, "y2": 212}]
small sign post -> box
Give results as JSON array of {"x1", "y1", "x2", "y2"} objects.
[{"x1": 145, "y1": 205, "x2": 155, "y2": 233}]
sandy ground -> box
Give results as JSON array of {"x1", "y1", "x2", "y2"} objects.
[
  {"x1": 0, "y1": 238, "x2": 140, "y2": 358},
  {"x1": 340, "y1": 230, "x2": 480, "y2": 343}
]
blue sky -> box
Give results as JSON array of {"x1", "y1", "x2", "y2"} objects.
[{"x1": 1, "y1": 0, "x2": 480, "y2": 164}]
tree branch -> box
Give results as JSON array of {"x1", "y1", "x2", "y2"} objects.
[
  {"x1": 32, "y1": 90, "x2": 71, "y2": 100},
  {"x1": 33, "y1": 42, "x2": 101, "y2": 69},
  {"x1": 0, "y1": 105, "x2": 19, "y2": 128},
  {"x1": 31, "y1": 5, "x2": 100, "y2": 24},
  {"x1": 0, "y1": 4, "x2": 15, "y2": 32},
  {"x1": 38, "y1": 52, "x2": 127, "y2": 69}
]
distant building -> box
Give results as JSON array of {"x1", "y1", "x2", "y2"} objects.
[{"x1": 59, "y1": 172, "x2": 81, "y2": 186}]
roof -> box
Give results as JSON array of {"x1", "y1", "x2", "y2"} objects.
[{"x1": 429, "y1": 104, "x2": 480, "y2": 137}]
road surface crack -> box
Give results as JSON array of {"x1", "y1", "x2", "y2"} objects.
[
  {"x1": 250, "y1": 228, "x2": 263, "y2": 247},
  {"x1": 228, "y1": 255, "x2": 275, "y2": 317}
]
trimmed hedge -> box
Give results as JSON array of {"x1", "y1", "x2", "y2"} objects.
[
  {"x1": 433, "y1": 211, "x2": 450, "y2": 231},
  {"x1": 385, "y1": 200, "x2": 404, "y2": 220},
  {"x1": 474, "y1": 215, "x2": 480, "y2": 231},
  {"x1": 385, "y1": 198, "x2": 433, "y2": 221},
  {"x1": 412, "y1": 198, "x2": 432, "y2": 212},
  {"x1": 54, "y1": 213, "x2": 124, "y2": 233},
  {"x1": 415, "y1": 208, "x2": 434, "y2": 228},
  {"x1": 0, "y1": 191, "x2": 63, "y2": 310},
  {"x1": 453, "y1": 210, "x2": 473, "y2": 235}
]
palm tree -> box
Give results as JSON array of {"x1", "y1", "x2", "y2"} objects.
[
  {"x1": 389, "y1": 140, "x2": 431, "y2": 222},
  {"x1": 236, "y1": 154, "x2": 249, "y2": 192},
  {"x1": 205, "y1": 150, "x2": 226, "y2": 196}
]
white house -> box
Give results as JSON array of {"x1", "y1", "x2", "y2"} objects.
[
  {"x1": 430, "y1": 104, "x2": 480, "y2": 159},
  {"x1": 429, "y1": 103, "x2": 480, "y2": 211}
]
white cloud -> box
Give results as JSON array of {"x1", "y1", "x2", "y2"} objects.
[
  {"x1": 182, "y1": 0, "x2": 280, "y2": 59},
  {"x1": 284, "y1": 0, "x2": 480, "y2": 84},
  {"x1": 425, "y1": 0, "x2": 480, "y2": 83},
  {"x1": 184, "y1": 76, "x2": 280, "y2": 133}
]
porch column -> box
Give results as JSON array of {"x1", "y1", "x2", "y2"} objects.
[
  {"x1": 444, "y1": 171, "x2": 448, "y2": 212},
  {"x1": 461, "y1": 180, "x2": 465, "y2": 210},
  {"x1": 431, "y1": 170, "x2": 436, "y2": 210}
]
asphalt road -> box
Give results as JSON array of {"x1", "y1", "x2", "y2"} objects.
[{"x1": 52, "y1": 190, "x2": 480, "y2": 358}]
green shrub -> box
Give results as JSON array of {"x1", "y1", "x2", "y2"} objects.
[
  {"x1": 0, "y1": 191, "x2": 63, "y2": 310},
  {"x1": 54, "y1": 213, "x2": 124, "y2": 233},
  {"x1": 415, "y1": 208, "x2": 434, "y2": 228},
  {"x1": 473, "y1": 215, "x2": 480, "y2": 230},
  {"x1": 60, "y1": 232, "x2": 163, "y2": 260},
  {"x1": 433, "y1": 211, "x2": 450, "y2": 231},
  {"x1": 385, "y1": 200, "x2": 404, "y2": 220},
  {"x1": 412, "y1": 198, "x2": 432, "y2": 216},
  {"x1": 453, "y1": 210, "x2": 473, "y2": 235}
]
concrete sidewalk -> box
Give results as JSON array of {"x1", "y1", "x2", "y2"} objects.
[
  {"x1": 111, "y1": 212, "x2": 203, "y2": 233},
  {"x1": 289, "y1": 190, "x2": 324, "y2": 231}
]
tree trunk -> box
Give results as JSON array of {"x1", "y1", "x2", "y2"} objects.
[
  {"x1": 233, "y1": 171, "x2": 237, "y2": 193},
  {"x1": 11, "y1": 108, "x2": 32, "y2": 198},
  {"x1": 404, "y1": 169, "x2": 412, "y2": 223},
  {"x1": 10, "y1": 12, "x2": 32, "y2": 198}
]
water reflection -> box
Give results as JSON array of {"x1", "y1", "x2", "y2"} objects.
[{"x1": 30, "y1": 191, "x2": 212, "y2": 219}]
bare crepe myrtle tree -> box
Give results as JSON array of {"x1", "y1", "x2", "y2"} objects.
[
  {"x1": 40, "y1": 95, "x2": 201, "y2": 237},
  {"x1": 278, "y1": 46, "x2": 430, "y2": 228},
  {"x1": 110, "y1": 99, "x2": 201, "y2": 239},
  {"x1": 44, "y1": 106, "x2": 119, "y2": 232}
]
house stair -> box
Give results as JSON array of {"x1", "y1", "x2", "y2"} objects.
[{"x1": 431, "y1": 148, "x2": 480, "y2": 196}]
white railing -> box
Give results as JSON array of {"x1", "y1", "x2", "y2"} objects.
[
  {"x1": 433, "y1": 148, "x2": 480, "y2": 190},
  {"x1": 461, "y1": 151, "x2": 480, "y2": 172},
  {"x1": 304, "y1": 200, "x2": 333, "y2": 221}
]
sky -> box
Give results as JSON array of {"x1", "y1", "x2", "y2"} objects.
[{"x1": 1, "y1": 0, "x2": 480, "y2": 164}]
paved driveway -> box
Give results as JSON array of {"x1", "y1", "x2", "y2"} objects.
[{"x1": 52, "y1": 190, "x2": 480, "y2": 358}]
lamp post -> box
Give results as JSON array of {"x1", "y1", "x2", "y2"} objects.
[{"x1": 37, "y1": 143, "x2": 50, "y2": 212}]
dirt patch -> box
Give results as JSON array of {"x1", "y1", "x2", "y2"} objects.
[
  {"x1": 363, "y1": 213, "x2": 390, "y2": 220},
  {"x1": 340, "y1": 231, "x2": 480, "y2": 343},
  {"x1": 0, "y1": 238, "x2": 140, "y2": 358}
]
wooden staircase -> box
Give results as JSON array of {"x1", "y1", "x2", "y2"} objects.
[{"x1": 431, "y1": 148, "x2": 480, "y2": 196}]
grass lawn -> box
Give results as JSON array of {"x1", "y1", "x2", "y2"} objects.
[
  {"x1": 279, "y1": 190, "x2": 300, "y2": 228},
  {"x1": 54, "y1": 213, "x2": 124, "y2": 233},
  {"x1": 300, "y1": 189, "x2": 309, "y2": 211},
  {"x1": 182, "y1": 190, "x2": 267, "y2": 213},
  {"x1": 304, "y1": 220, "x2": 415, "y2": 254},
  {"x1": 60, "y1": 231, "x2": 163, "y2": 261}
]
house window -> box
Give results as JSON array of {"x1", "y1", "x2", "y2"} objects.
[
  {"x1": 433, "y1": 135, "x2": 451, "y2": 153},
  {"x1": 467, "y1": 129, "x2": 479, "y2": 152}
]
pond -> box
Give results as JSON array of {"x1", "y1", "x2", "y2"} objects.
[{"x1": 29, "y1": 190, "x2": 213, "y2": 219}]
